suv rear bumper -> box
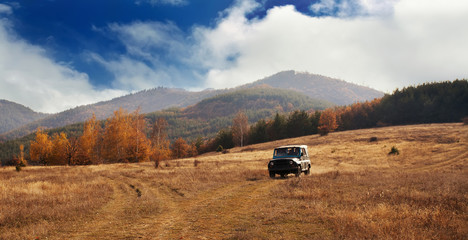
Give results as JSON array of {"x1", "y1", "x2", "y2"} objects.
[{"x1": 268, "y1": 160, "x2": 300, "y2": 174}]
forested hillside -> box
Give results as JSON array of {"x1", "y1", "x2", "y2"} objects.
[
  {"x1": 182, "y1": 88, "x2": 331, "y2": 119},
  {"x1": 148, "y1": 88, "x2": 333, "y2": 141},
  {"x1": 0, "y1": 100, "x2": 49, "y2": 134},
  {"x1": 243, "y1": 80, "x2": 468, "y2": 146},
  {"x1": 0, "y1": 88, "x2": 329, "y2": 164},
  {"x1": 377, "y1": 80, "x2": 468, "y2": 125},
  {"x1": 0, "y1": 71, "x2": 383, "y2": 140}
]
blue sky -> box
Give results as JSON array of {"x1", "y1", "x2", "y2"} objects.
[{"x1": 0, "y1": 0, "x2": 467, "y2": 113}]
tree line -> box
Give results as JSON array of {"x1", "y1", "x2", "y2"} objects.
[
  {"x1": 207, "y1": 80, "x2": 467, "y2": 150},
  {"x1": 27, "y1": 108, "x2": 200, "y2": 166}
]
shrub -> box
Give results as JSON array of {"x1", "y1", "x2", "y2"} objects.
[
  {"x1": 318, "y1": 109, "x2": 338, "y2": 136},
  {"x1": 369, "y1": 136, "x2": 378, "y2": 142},
  {"x1": 388, "y1": 146, "x2": 400, "y2": 155},
  {"x1": 463, "y1": 116, "x2": 468, "y2": 125},
  {"x1": 154, "y1": 159, "x2": 160, "y2": 168},
  {"x1": 193, "y1": 159, "x2": 201, "y2": 167}
]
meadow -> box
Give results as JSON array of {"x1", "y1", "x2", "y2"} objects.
[{"x1": 1, "y1": 123, "x2": 467, "y2": 239}]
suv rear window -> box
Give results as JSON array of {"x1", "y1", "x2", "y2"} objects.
[{"x1": 274, "y1": 147, "x2": 301, "y2": 158}]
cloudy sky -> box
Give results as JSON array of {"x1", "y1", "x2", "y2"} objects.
[{"x1": 0, "y1": 0, "x2": 467, "y2": 113}]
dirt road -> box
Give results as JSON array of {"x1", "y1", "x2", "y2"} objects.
[
  {"x1": 24, "y1": 123, "x2": 467, "y2": 240},
  {"x1": 51, "y1": 165, "x2": 287, "y2": 239}
]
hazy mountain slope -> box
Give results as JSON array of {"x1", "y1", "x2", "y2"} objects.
[
  {"x1": 243, "y1": 71, "x2": 384, "y2": 105},
  {"x1": 0, "y1": 88, "x2": 224, "y2": 140},
  {"x1": 0, "y1": 100, "x2": 49, "y2": 134}
]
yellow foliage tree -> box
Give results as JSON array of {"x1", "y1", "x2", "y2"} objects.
[
  {"x1": 102, "y1": 108, "x2": 152, "y2": 163},
  {"x1": 171, "y1": 137, "x2": 189, "y2": 159},
  {"x1": 30, "y1": 128, "x2": 52, "y2": 165},
  {"x1": 76, "y1": 114, "x2": 101, "y2": 164},
  {"x1": 127, "y1": 109, "x2": 151, "y2": 162},
  {"x1": 17, "y1": 144, "x2": 27, "y2": 167},
  {"x1": 102, "y1": 108, "x2": 130, "y2": 162},
  {"x1": 318, "y1": 108, "x2": 339, "y2": 136},
  {"x1": 49, "y1": 132, "x2": 70, "y2": 165}
]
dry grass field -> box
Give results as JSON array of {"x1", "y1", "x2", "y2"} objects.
[{"x1": 1, "y1": 123, "x2": 467, "y2": 239}]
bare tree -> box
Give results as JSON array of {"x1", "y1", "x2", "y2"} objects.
[{"x1": 232, "y1": 111, "x2": 249, "y2": 147}]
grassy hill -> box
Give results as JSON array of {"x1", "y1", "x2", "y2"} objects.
[{"x1": 1, "y1": 123, "x2": 466, "y2": 239}]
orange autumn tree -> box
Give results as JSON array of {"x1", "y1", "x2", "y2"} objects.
[
  {"x1": 127, "y1": 109, "x2": 151, "y2": 162},
  {"x1": 76, "y1": 114, "x2": 101, "y2": 165},
  {"x1": 102, "y1": 108, "x2": 152, "y2": 163},
  {"x1": 102, "y1": 108, "x2": 129, "y2": 162},
  {"x1": 336, "y1": 98, "x2": 381, "y2": 131},
  {"x1": 49, "y1": 132, "x2": 70, "y2": 165},
  {"x1": 171, "y1": 137, "x2": 190, "y2": 159},
  {"x1": 30, "y1": 128, "x2": 53, "y2": 165},
  {"x1": 16, "y1": 144, "x2": 27, "y2": 167},
  {"x1": 318, "y1": 108, "x2": 339, "y2": 136}
]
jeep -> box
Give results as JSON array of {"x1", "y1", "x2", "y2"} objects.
[{"x1": 268, "y1": 145, "x2": 311, "y2": 178}]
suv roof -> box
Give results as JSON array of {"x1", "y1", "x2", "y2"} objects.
[{"x1": 275, "y1": 145, "x2": 308, "y2": 149}]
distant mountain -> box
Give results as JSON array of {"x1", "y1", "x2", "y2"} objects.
[
  {"x1": 0, "y1": 71, "x2": 383, "y2": 140},
  {"x1": 0, "y1": 100, "x2": 49, "y2": 134},
  {"x1": 0, "y1": 88, "x2": 225, "y2": 140},
  {"x1": 242, "y1": 71, "x2": 384, "y2": 105}
]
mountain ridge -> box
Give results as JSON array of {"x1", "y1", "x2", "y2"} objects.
[
  {"x1": 0, "y1": 71, "x2": 383, "y2": 140},
  {"x1": 242, "y1": 70, "x2": 383, "y2": 105},
  {"x1": 0, "y1": 100, "x2": 50, "y2": 134}
]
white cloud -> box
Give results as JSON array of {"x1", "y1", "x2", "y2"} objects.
[
  {"x1": 0, "y1": 19, "x2": 126, "y2": 113},
  {"x1": 108, "y1": 21, "x2": 186, "y2": 61},
  {"x1": 194, "y1": 0, "x2": 468, "y2": 92},
  {"x1": 93, "y1": 0, "x2": 468, "y2": 92},
  {"x1": 310, "y1": 0, "x2": 398, "y2": 17},
  {"x1": 0, "y1": 4, "x2": 12, "y2": 15},
  {"x1": 91, "y1": 21, "x2": 198, "y2": 90},
  {"x1": 2, "y1": 0, "x2": 467, "y2": 113},
  {"x1": 134, "y1": 0, "x2": 188, "y2": 6},
  {"x1": 92, "y1": 0, "x2": 468, "y2": 95},
  {"x1": 190, "y1": 0, "x2": 259, "y2": 70},
  {"x1": 90, "y1": 53, "x2": 172, "y2": 90}
]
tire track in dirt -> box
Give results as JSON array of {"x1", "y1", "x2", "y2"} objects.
[
  {"x1": 51, "y1": 171, "x2": 167, "y2": 239},
  {"x1": 51, "y1": 170, "x2": 281, "y2": 239},
  {"x1": 153, "y1": 179, "x2": 279, "y2": 239},
  {"x1": 51, "y1": 173, "x2": 139, "y2": 239},
  {"x1": 408, "y1": 151, "x2": 468, "y2": 172}
]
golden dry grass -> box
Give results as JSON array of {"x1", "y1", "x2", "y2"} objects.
[{"x1": 1, "y1": 123, "x2": 467, "y2": 239}]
